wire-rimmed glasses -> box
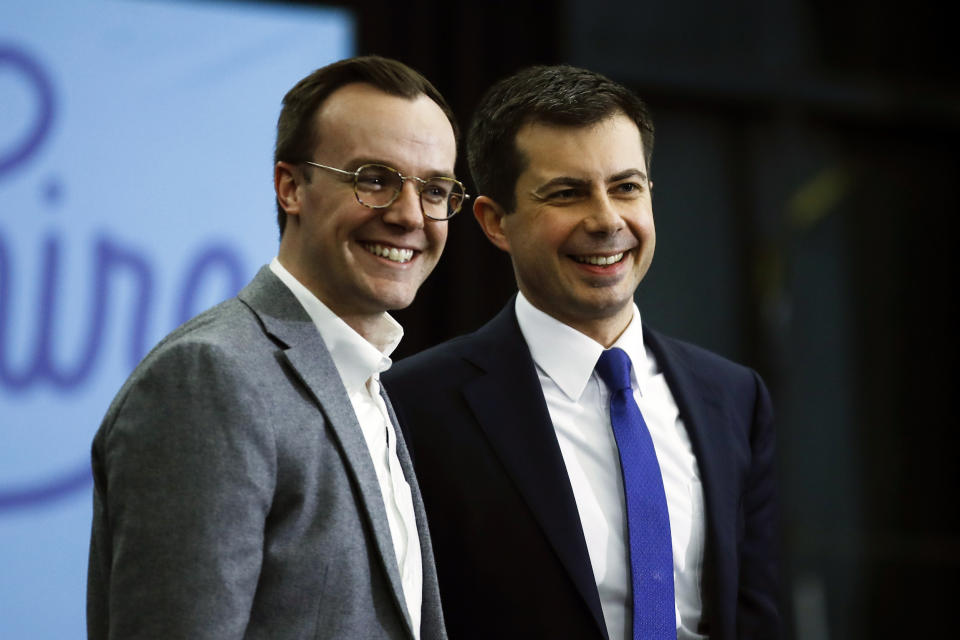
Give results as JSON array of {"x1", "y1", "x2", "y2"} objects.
[{"x1": 303, "y1": 161, "x2": 468, "y2": 220}]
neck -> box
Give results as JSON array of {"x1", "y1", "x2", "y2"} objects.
[
  {"x1": 338, "y1": 311, "x2": 390, "y2": 347},
  {"x1": 275, "y1": 251, "x2": 387, "y2": 347},
  {"x1": 565, "y1": 314, "x2": 633, "y2": 348},
  {"x1": 520, "y1": 291, "x2": 635, "y2": 348}
]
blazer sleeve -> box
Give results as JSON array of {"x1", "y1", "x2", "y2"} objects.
[
  {"x1": 88, "y1": 340, "x2": 277, "y2": 639},
  {"x1": 736, "y1": 370, "x2": 781, "y2": 638}
]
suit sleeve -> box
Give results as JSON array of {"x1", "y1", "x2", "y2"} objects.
[
  {"x1": 737, "y1": 370, "x2": 781, "y2": 638},
  {"x1": 90, "y1": 341, "x2": 277, "y2": 639}
]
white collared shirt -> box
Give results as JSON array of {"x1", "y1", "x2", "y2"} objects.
[
  {"x1": 270, "y1": 258, "x2": 423, "y2": 638},
  {"x1": 515, "y1": 292, "x2": 706, "y2": 640}
]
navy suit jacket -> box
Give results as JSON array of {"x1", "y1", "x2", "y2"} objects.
[{"x1": 383, "y1": 301, "x2": 779, "y2": 640}]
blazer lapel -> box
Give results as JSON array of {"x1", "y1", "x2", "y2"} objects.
[
  {"x1": 459, "y1": 304, "x2": 609, "y2": 639},
  {"x1": 237, "y1": 267, "x2": 415, "y2": 638},
  {"x1": 643, "y1": 327, "x2": 738, "y2": 636}
]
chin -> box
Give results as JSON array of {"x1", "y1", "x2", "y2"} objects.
[
  {"x1": 577, "y1": 293, "x2": 635, "y2": 318},
  {"x1": 377, "y1": 292, "x2": 419, "y2": 312},
  {"x1": 364, "y1": 277, "x2": 422, "y2": 308}
]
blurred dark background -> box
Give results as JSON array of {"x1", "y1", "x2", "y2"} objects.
[{"x1": 276, "y1": 1, "x2": 958, "y2": 637}]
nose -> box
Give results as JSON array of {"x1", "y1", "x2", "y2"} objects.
[
  {"x1": 380, "y1": 178, "x2": 425, "y2": 230},
  {"x1": 582, "y1": 193, "x2": 624, "y2": 235}
]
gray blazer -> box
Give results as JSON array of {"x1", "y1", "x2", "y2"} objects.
[{"x1": 87, "y1": 266, "x2": 446, "y2": 640}]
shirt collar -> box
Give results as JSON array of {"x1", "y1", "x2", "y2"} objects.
[
  {"x1": 514, "y1": 291, "x2": 647, "y2": 401},
  {"x1": 270, "y1": 257, "x2": 402, "y2": 394}
]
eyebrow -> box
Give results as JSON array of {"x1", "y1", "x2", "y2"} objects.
[
  {"x1": 611, "y1": 168, "x2": 648, "y2": 184},
  {"x1": 532, "y1": 168, "x2": 648, "y2": 195}
]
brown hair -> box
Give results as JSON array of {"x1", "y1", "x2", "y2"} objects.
[
  {"x1": 467, "y1": 65, "x2": 654, "y2": 212},
  {"x1": 274, "y1": 55, "x2": 457, "y2": 237}
]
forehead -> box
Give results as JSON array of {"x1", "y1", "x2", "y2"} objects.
[
  {"x1": 313, "y1": 82, "x2": 457, "y2": 173},
  {"x1": 514, "y1": 114, "x2": 646, "y2": 182}
]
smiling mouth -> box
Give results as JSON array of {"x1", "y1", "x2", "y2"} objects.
[
  {"x1": 572, "y1": 252, "x2": 625, "y2": 266},
  {"x1": 362, "y1": 243, "x2": 415, "y2": 264}
]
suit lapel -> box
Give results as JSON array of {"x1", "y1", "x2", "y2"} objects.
[
  {"x1": 237, "y1": 267, "x2": 415, "y2": 638},
  {"x1": 643, "y1": 327, "x2": 737, "y2": 635},
  {"x1": 460, "y1": 304, "x2": 609, "y2": 639}
]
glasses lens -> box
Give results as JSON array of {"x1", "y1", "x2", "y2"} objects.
[
  {"x1": 421, "y1": 177, "x2": 465, "y2": 220},
  {"x1": 355, "y1": 165, "x2": 402, "y2": 207}
]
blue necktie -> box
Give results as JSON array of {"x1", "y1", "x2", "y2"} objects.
[{"x1": 595, "y1": 347, "x2": 675, "y2": 639}]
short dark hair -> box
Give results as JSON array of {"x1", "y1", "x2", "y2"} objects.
[
  {"x1": 467, "y1": 65, "x2": 654, "y2": 212},
  {"x1": 273, "y1": 55, "x2": 458, "y2": 237}
]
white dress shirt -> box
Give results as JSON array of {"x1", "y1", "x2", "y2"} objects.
[
  {"x1": 270, "y1": 258, "x2": 423, "y2": 638},
  {"x1": 515, "y1": 292, "x2": 706, "y2": 640}
]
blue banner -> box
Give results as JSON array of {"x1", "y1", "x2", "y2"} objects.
[{"x1": 0, "y1": 1, "x2": 354, "y2": 636}]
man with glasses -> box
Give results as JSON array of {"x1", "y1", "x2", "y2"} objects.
[
  {"x1": 384, "y1": 65, "x2": 779, "y2": 640},
  {"x1": 87, "y1": 56, "x2": 463, "y2": 640}
]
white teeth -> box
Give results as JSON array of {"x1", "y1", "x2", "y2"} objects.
[
  {"x1": 574, "y1": 252, "x2": 624, "y2": 266},
  {"x1": 363, "y1": 244, "x2": 414, "y2": 263}
]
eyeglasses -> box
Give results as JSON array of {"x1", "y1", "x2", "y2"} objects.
[{"x1": 303, "y1": 161, "x2": 469, "y2": 220}]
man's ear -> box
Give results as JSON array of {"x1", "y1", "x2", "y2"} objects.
[
  {"x1": 473, "y1": 196, "x2": 511, "y2": 253},
  {"x1": 275, "y1": 162, "x2": 301, "y2": 217}
]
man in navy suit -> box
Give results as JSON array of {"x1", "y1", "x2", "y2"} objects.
[{"x1": 383, "y1": 65, "x2": 780, "y2": 640}]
